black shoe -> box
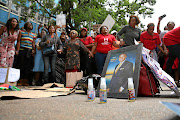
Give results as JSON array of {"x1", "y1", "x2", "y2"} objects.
[{"x1": 175, "y1": 80, "x2": 180, "y2": 87}]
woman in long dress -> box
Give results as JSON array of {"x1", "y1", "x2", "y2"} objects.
[
  {"x1": 0, "y1": 18, "x2": 20, "y2": 67},
  {"x1": 32, "y1": 28, "x2": 47, "y2": 85}
]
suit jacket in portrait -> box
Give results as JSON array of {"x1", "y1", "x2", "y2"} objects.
[{"x1": 108, "y1": 60, "x2": 134, "y2": 93}]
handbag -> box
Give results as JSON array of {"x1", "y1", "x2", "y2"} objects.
[
  {"x1": 138, "y1": 63, "x2": 159, "y2": 96},
  {"x1": 42, "y1": 44, "x2": 55, "y2": 55},
  {"x1": 66, "y1": 71, "x2": 83, "y2": 88},
  {"x1": 42, "y1": 36, "x2": 57, "y2": 55}
]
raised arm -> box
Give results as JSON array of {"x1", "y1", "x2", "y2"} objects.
[
  {"x1": 37, "y1": 24, "x2": 42, "y2": 37},
  {"x1": 157, "y1": 18, "x2": 161, "y2": 34}
]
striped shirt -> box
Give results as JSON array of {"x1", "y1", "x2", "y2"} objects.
[{"x1": 20, "y1": 31, "x2": 36, "y2": 49}]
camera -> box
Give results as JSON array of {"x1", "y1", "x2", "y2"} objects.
[{"x1": 159, "y1": 14, "x2": 166, "y2": 20}]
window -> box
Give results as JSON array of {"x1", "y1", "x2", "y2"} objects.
[
  {"x1": 11, "y1": 3, "x2": 18, "y2": 14},
  {"x1": 20, "y1": 7, "x2": 28, "y2": 16},
  {"x1": 38, "y1": 15, "x2": 43, "y2": 22},
  {"x1": 45, "y1": 18, "x2": 48, "y2": 23},
  {"x1": 0, "y1": 0, "x2": 9, "y2": 6}
]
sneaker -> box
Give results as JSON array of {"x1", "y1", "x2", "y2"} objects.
[{"x1": 175, "y1": 80, "x2": 180, "y2": 87}]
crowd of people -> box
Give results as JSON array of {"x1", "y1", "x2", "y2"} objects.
[{"x1": 0, "y1": 15, "x2": 179, "y2": 87}]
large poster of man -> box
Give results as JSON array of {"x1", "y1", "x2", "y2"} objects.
[
  {"x1": 98, "y1": 44, "x2": 143, "y2": 98},
  {"x1": 107, "y1": 53, "x2": 134, "y2": 94}
]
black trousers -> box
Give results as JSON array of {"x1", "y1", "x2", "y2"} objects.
[
  {"x1": 80, "y1": 53, "x2": 96, "y2": 76},
  {"x1": 166, "y1": 44, "x2": 180, "y2": 77},
  {"x1": 15, "y1": 49, "x2": 34, "y2": 80}
]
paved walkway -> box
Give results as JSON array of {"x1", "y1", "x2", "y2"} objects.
[{"x1": 0, "y1": 87, "x2": 180, "y2": 120}]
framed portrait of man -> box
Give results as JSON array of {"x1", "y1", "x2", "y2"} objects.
[{"x1": 97, "y1": 44, "x2": 143, "y2": 99}]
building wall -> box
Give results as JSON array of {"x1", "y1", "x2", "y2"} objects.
[
  {"x1": 0, "y1": 8, "x2": 8, "y2": 24},
  {"x1": 0, "y1": 0, "x2": 61, "y2": 37},
  {"x1": 9, "y1": 13, "x2": 18, "y2": 20},
  {"x1": 19, "y1": 20, "x2": 25, "y2": 29},
  {"x1": 0, "y1": 1, "x2": 41, "y2": 34}
]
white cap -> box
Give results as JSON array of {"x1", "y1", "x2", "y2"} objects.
[
  {"x1": 128, "y1": 77, "x2": 134, "y2": 89},
  {"x1": 100, "y1": 77, "x2": 106, "y2": 89},
  {"x1": 111, "y1": 30, "x2": 117, "y2": 34},
  {"x1": 88, "y1": 78, "x2": 93, "y2": 89}
]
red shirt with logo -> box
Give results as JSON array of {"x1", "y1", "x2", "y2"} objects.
[
  {"x1": 80, "y1": 36, "x2": 93, "y2": 50},
  {"x1": 95, "y1": 34, "x2": 116, "y2": 53},
  {"x1": 140, "y1": 31, "x2": 161, "y2": 50},
  {"x1": 163, "y1": 26, "x2": 180, "y2": 46}
]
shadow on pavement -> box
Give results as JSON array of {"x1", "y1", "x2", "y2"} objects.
[
  {"x1": 0, "y1": 96, "x2": 30, "y2": 100},
  {"x1": 169, "y1": 116, "x2": 180, "y2": 120}
]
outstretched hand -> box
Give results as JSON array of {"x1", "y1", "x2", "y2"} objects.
[
  {"x1": 38, "y1": 24, "x2": 43, "y2": 29},
  {"x1": 46, "y1": 40, "x2": 50, "y2": 44},
  {"x1": 120, "y1": 40, "x2": 126, "y2": 46},
  {"x1": 163, "y1": 49, "x2": 169, "y2": 56},
  {"x1": 88, "y1": 51, "x2": 94, "y2": 58},
  {"x1": 15, "y1": 50, "x2": 19, "y2": 55},
  {"x1": 57, "y1": 49, "x2": 63, "y2": 54}
]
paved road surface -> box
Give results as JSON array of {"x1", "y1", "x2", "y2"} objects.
[{"x1": 0, "y1": 88, "x2": 180, "y2": 120}]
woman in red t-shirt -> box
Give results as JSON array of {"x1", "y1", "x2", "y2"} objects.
[
  {"x1": 140, "y1": 23, "x2": 168, "y2": 61},
  {"x1": 91, "y1": 26, "x2": 121, "y2": 75},
  {"x1": 79, "y1": 27, "x2": 94, "y2": 50},
  {"x1": 79, "y1": 27, "x2": 96, "y2": 76}
]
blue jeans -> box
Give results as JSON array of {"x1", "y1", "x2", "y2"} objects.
[
  {"x1": 95, "y1": 52, "x2": 107, "y2": 75},
  {"x1": 43, "y1": 54, "x2": 57, "y2": 83}
]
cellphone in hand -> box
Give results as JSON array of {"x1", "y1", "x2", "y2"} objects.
[{"x1": 159, "y1": 14, "x2": 166, "y2": 20}]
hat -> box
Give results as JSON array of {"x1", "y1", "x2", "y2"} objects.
[
  {"x1": 111, "y1": 30, "x2": 117, "y2": 34},
  {"x1": 81, "y1": 27, "x2": 87, "y2": 31}
]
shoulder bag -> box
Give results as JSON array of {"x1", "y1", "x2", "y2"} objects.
[{"x1": 43, "y1": 36, "x2": 57, "y2": 56}]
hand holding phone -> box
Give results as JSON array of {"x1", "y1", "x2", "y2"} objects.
[{"x1": 159, "y1": 14, "x2": 166, "y2": 20}]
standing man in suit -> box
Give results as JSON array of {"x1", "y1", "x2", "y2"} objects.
[{"x1": 107, "y1": 53, "x2": 134, "y2": 93}]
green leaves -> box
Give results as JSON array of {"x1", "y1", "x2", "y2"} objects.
[{"x1": 13, "y1": 0, "x2": 156, "y2": 31}]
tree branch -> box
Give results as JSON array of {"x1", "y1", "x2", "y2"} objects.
[{"x1": 34, "y1": 0, "x2": 56, "y2": 18}]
